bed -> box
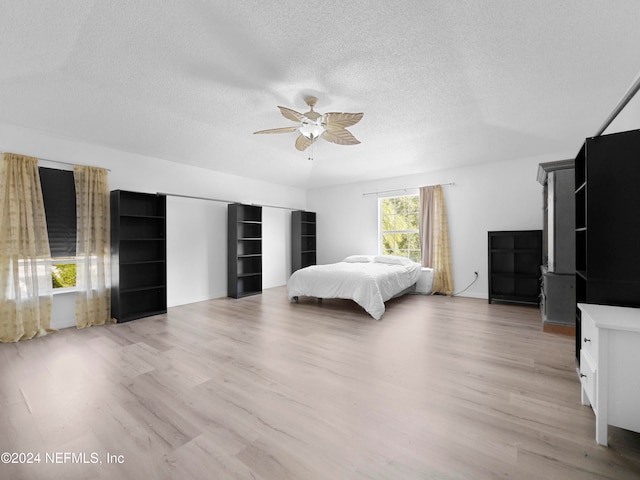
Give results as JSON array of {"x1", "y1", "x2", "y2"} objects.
[{"x1": 287, "y1": 255, "x2": 427, "y2": 320}]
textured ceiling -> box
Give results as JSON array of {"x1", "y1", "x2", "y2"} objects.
[{"x1": 1, "y1": 1, "x2": 639, "y2": 189}]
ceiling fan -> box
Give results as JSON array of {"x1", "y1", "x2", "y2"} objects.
[{"x1": 253, "y1": 96, "x2": 363, "y2": 151}]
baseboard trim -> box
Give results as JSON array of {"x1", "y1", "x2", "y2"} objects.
[{"x1": 543, "y1": 323, "x2": 576, "y2": 336}]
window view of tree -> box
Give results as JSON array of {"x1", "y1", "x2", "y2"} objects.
[
  {"x1": 52, "y1": 262, "x2": 76, "y2": 289},
  {"x1": 380, "y1": 195, "x2": 421, "y2": 262}
]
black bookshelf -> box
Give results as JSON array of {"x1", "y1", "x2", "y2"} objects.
[
  {"x1": 488, "y1": 230, "x2": 542, "y2": 305},
  {"x1": 291, "y1": 210, "x2": 316, "y2": 273},
  {"x1": 574, "y1": 129, "x2": 640, "y2": 363},
  {"x1": 111, "y1": 190, "x2": 167, "y2": 322},
  {"x1": 228, "y1": 203, "x2": 262, "y2": 298}
]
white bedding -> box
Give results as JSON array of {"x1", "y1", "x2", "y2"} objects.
[{"x1": 287, "y1": 257, "x2": 422, "y2": 320}]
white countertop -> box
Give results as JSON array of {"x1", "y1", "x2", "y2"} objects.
[{"x1": 578, "y1": 303, "x2": 640, "y2": 333}]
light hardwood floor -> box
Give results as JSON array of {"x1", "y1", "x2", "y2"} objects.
[{"x1": 1, "y1": 287, "x2": 639, "y2": 480}]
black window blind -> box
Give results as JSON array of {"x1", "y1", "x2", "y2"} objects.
[{"x1": 39, "y1": 167, "x2": 76, "y2": 257}]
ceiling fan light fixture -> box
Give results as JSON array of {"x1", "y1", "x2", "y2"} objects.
[
  {"x1": 253, "y1": 96, "x2": 363, "y2": 152},
  {"x1": 299, "y1": 119, "x2": 325, "y2": 140}
]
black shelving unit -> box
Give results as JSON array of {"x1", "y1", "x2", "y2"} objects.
[
  {"x1": 228, "y1": 203, "x2": 262, "y2": 298},
  {"x1": 291, "y1": 210, "x2": 316, "y2": 273},
  {"x1": 111, "y1": 190, "x2": 167, "y2": 322},
  {"x1": 574, "y1": 129, "x2": 640, "y2": 363},
  {"x1": 488, "y1": 230, "x2": 542, "y2": 305}
]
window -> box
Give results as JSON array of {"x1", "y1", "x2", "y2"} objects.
[
  {"x1": 379, "y1": 194, "x2": 421, "y2": 262},
  {"x1": 51, "y1": 261, "x2": 76, "y2": 289},
  {"x1": 39, "y1": 167, "x2": 77, "y2": 289}
]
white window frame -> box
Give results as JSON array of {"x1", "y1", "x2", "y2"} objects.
[{"x1": 378, "y1": 193, "x2": 421, "y2": 262}]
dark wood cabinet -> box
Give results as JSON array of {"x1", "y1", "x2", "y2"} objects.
[
  {"x1": 488, "y1": 230, "x2": 542, "y2": 305},
  {"x1": 291, "y1": 210, "x2": 316, "y2": 273},
  {"x1": 537, "y1": 160, "x2": 576, "y2": 331},
  {"x1": 111, "y1": 190, "x2": 167, "y2": 322},
  {"x1": 574, "y1": 129, "x2": 640, "y2": 362},
  {"x1": 228, "y1": 203, "x2": 262, "y2": 298}
]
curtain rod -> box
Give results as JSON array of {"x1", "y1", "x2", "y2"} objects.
[
  {"x1": 1, "y1": 151, "x2": 111, "y2": 171},
  {"x1": 595, "y1": 71, "x2": 640, "y2": 136},
  {"x1": 362, "y1": 182, "x2": 455, "y2": 196},
  {"x1": 158, "y1": 192, "x2": 301, "y2": 211}
]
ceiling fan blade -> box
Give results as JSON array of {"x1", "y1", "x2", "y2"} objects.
[
  {"x1": 295, "y1": 134, "x2": 316, "y2": 151},
  {"x1": 323, "y1": 112, "x2": 364, "y2": 129},
  {"x1": 278, "y1": 106, "x2": 305, "y2": 123},
  {"x1": 322, "y1": 127, "x2": 361, "y2": 146},
  {"x1": 253, "y1": 126, "x2": 299, "y2": 135}
]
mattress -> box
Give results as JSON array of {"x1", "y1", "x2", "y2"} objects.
[{"x1": 287, "y1": 255, "x2": 423, "y2": 319}]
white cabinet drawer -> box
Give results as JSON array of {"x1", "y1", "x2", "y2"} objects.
[
  {"x1": 580, "y1": 349, "x2": 597, "y2": 411},
  {"x1": 580, "y1": 310, "x2": 598, "y2": 364},
  {"x1": 577, "y1": 303, "x2": 640, "y2": 446}
]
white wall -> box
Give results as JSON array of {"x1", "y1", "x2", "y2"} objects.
[
  {"x1": 307, "y1": 155, "x2": 548, "y2": 299},
  {"x1": 603, "y1": 76, "x2": 640, "y2": 135},
  {"x1": 0, "y1": 123, "x2": 305, "y2": 329},
  {"x1": 262, "y1": 207, "x2": 292, "y2": 289},
  {"x1": 166, "y1": 196, "x2": 228, "y2": 303},
  {"x1": 166, "y1": 197, "x2": 292, "y2": 305},
  {"x1": 0, "y1": 119, "x2": 574, "y2": 325}
]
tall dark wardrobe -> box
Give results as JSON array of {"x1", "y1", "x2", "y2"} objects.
[
  {"x1": 537, "y1": 160, "x2": 575, "y2": 333},
  {"x1": 574, "y1": 129, "x2": 640, "y2": 362}
]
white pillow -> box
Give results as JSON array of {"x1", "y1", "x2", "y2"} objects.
[
  {"x1": 343, "y1": 255, "x2": 374, "y2": 263},
  {"x1": 373, "y1": 255, "x2": 418, "y2": 266}
]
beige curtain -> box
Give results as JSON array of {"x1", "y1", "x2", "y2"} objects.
[
  {"x1": 0, "y1": 153, "x2": 53, "y2": 342},
  {"x1": 74, "y1": 165, "x2": 112, "y2": 328},
  {"x1": 419, "y1": 185, "x2": 454, "y2": 295}
]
